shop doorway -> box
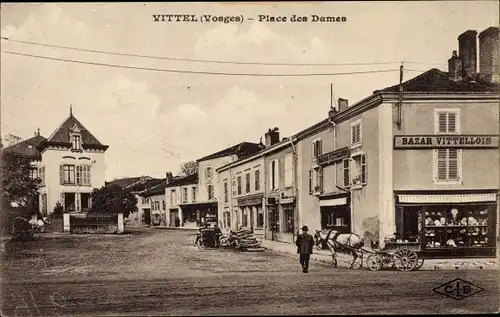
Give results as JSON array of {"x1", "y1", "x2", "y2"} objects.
[{"x1": 143, "y1": 209, "x2": 151, "y2": 226}]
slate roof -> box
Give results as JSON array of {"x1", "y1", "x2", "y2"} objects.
[
  {"x1": 38, "y1": 113, "x2": 109, "y2": 151},
  {"x1": 165, "y1": 173, "x2": 198, "y2": 188},
  {"x1": 374, "y1": 68, "x2": 500, "y2": 94},
  {"x1": 106, "y1": 176, "x2": 146, "y2": 188},
  {"x1": 141, "y1": 182, "x2": 168, "y2": 197},
  {"x1": 1, "y1": 135, "x2": 46, "y2": 160},
  {"x1": 197, "y1": 142, "x2": 262, "y2": 162},
  {"x1": 128, "y1": 178, "x2": 165, "y2": 193}
]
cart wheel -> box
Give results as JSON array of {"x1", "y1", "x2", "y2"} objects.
[
  {"x1": 381, "y1": 254, "x2": 395, "y2": 268},
  {"x1": 394, "y1": 249, "x2": 418, "y2": 271},
  {"x1": 366, "y1": 254, "x2": 383, "y2": 271},
  {"x1": 412, "y1": 257, "x2": 424, "y2": 271}
]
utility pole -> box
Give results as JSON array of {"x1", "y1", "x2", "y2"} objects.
[{"x1": 397, "y1": 62, "x2": 404, "y2": 129}]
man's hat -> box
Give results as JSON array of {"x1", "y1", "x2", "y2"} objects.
[{"x1": 302, "y1": 225, "x2": 309, "y2": 231}]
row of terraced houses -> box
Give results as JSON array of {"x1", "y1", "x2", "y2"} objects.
[{"x1": 131, "y1": 27, "x2": 500, "y2": 259}]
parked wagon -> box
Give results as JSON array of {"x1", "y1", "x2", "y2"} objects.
[
  {"x1": 11, "y1": 217, "x2": 35, "y2": 241},
  {"x1": 365, "y1": 236, "x2": 424, "y2": 271},
  {"x1": 195, "y1": 228, "x2": 218, "y2": 249}
]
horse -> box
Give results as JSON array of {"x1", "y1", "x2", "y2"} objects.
[
  {"x1": 29, "y1": 217, "x2": 50, "y2": 233},
  {"x1": 314, "y1": 228, "x2": 365, "y2": 269}
]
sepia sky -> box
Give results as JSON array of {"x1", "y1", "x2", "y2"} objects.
[{"x1": 1, "y1": 2, "x2": 498, "y2": 181}]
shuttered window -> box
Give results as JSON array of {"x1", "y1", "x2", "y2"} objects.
[
  {"x1": 312, "y1": 140, "x2": 323, "y2": 158},
  {"x1": 435, "y1": 109, "x2": 459, "y2": 134},
  {"x1": 361, "y1": 154, "x2": 367, "y2": 185},
  {"x1": 351, "y1": 120, "x2": 362, "y2": 146},
  {"x1": 343, "y1": 159, "x2": 350, "y2": 187},
  {"x1": 237, "y1": 176, "x2": 242, "y2": 195},
  {"x1": 38, "y1": 165, "x2": 45, "y2": 186},
  {"x1": 436, "y1": 149, "x2": 460, "y2": 182},
  {"x1": 434, "y1": 109, "x2": 461, "y2": 183}
]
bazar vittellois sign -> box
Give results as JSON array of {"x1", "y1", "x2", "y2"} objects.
[{"x1": 394, "y1": 135, "x2": 500, "y2": 149}]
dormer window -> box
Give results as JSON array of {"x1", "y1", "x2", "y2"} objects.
[{"x1": 72, "y1": 135, "x2": 82, "y2": 151}]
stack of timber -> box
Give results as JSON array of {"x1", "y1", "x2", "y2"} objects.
[{"x1": 233, "y1": 229, "x2": 263, "y2": 251}]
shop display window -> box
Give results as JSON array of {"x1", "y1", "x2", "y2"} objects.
[{"x1": 423, "y1": 205, "x2": 493, "y2": 249}]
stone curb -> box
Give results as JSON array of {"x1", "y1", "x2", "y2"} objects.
[
  {"x1": 262, "y1": 246, "x2": 499, "y2": 271},
  {"x1": 151, "y1": 226, "x2": 198, "y2": 231}
]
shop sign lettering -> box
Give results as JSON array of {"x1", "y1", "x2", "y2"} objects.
[
  {"x1": 237, "y1": 194, "x2": 263, "y2": 207},
  {"x1": 394, "y1": 135, "x2": 499, "y2": 149},
  {"x1": 317, "y1": 147, "x2": 350, "y2": 166}
]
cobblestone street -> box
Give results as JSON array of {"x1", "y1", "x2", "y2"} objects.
[{"x1": 1, "y1": 229, "x2": 498, "y2": 316}]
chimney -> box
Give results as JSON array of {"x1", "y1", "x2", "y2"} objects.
[
  {"x1": 479, "y1": 26, "x2": 500, "y2": 84},
  {"x1": 458, "y1": 30, "x2": 478, "y2": 80},
  {"x1": 166, "y1": 172, "x2": 173, "y2": 184},
  {"x1": 338, "y1": 98, "x2": 349, "y2": 112},
  {"x1": 264, "y1": 127, "x2": 280, "y2": 147},
  {"x1": 448, "y1": 50, "x2": 463, "y2": 81}
]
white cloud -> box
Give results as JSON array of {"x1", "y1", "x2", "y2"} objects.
[{"x1": 194, "y1": 21, "x2": 329, "y2": 62}]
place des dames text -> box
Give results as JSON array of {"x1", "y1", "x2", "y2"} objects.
[{"x1": 152, "y1": 14, "x2": 347, "y2": 23}]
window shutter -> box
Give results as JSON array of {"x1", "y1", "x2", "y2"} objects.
[
  {"x1": 319, "y1": 167, "x2": 324, "y2": 190},
  {"x1": 308, "y1": 170, "x2": 312, "y2": 194},
  {"x1": 437, "y1": 149, "x2": 447, "y2": 180},
  {"x1": 60, "y1": 165, "x2": 64, "y2": 185},
  {"x1": 448, "y1": 113, "x2": 457, "y2": 133},
  {"x1": 438, "y1": 113, "x2": 447, "y2": 133},
  {"x1": 60, "y1": 192, "x2": 65, "y2": 210},
  {"x1": 343, "y1": 159, "x2": 350, "y2": 187},
  {"x1": 86, "y1": 165, "x2": 91, "y2": 186},
  {"x1": 361, "y1": 154, "x2": 367, "y2": 185},
  {"x1": 448, "y1": 149, "x2": 459, "y2": 180},
  {"x1": 76, "y1": 166, "x2": 81, "y2": 185},
  {"x1": 269, "y1": 162, "x2": 273, "y2": 190},
  {"x1": 275, "y1": 159, "x2": 280, "y2": 189},
  {"x1": 312, "y1": 142, "x2": 316, "y2": 159},
  {"x1": 75, "y1": 193, "x2": 81, "y2": 212},
  {"x1": 318, "y1": 140, "x2": 323, "y2": 156}
]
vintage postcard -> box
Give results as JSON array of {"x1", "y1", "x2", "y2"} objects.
[{"x1": 1, "y1": 1, "x2": 499, "y2": 316}]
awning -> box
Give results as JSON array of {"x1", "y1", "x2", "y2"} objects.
[
  {"x1": 320, "y1": 197, "x2": 348, "y2": 207},
  {"x1": 398, "y1": 193, "x2": 497, "y2": 204}
]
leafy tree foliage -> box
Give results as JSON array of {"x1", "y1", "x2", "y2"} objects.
[
  {"x1": 0, "y1": 152, "x2": 41, "y2": 213},
  {"x1": 90, "y1": 184, "x2": 137, "y2": 218},
  {"x1": 179, "y1": 161, "x2": 198, "y2": 177}
]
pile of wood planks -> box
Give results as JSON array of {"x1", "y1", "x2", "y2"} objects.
[{"x1": 234, "y1": 229, "x2": 261, "y2": 250}]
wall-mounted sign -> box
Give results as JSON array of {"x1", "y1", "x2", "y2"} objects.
[
  {"x1": 317, "y1": 147, "x2": 350, "y2": 166},
  {"x1": 394, "y1": 135, "x2": 499, "y2": 149},
  {"x1": 237, "y1": 194, "x2": 264, "y2": 207}
]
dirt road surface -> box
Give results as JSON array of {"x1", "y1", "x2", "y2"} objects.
[{"x1": 1, "y1": 228, "x2": 498, "y2": 316}]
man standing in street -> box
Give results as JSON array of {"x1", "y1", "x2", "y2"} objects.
[{"x1": 296, "y1": 225, "x2": 315, "y2": 273}]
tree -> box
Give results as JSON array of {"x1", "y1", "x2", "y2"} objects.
[
  {"x1": 3, "y1": 134, "x2": 23, "y2": 147},
  {"x1": 179, "y1": 161, "x2": 198, "y2": 177},
  {"x1": 0, "y1": 152, "x2": 41, "y2": 213},
  {"x1": 90, "y1": 184, "x2": 137, "y2": 218}
]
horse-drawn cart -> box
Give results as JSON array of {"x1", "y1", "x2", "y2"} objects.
[{"x1": 365, "y1": 238, "x2": 424, "y2": 272}]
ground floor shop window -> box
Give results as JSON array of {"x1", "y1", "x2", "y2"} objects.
[
  {"x1": 321, "y1": 206, "x2": 351, "y2": 233},
  {"x1": 183, "y1": 210, "x2": 197, "y2": 227},
  {"x1": 267, "y1": 207, "x2": 279, "y2": 233},
  {"x1": 283, "y1": 205, "x2": 294, "y2": 233},
  {"x1": 396, "y1": 204, "x2": 497, "y2": 252}
]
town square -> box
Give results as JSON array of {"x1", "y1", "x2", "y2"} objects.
[{"x1": 1, "y1": 2, "x2": 499, "y2": 316}]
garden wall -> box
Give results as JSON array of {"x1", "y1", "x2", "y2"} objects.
[{"x1": 67, "y1": 213, "x2": 124, "y2": 234}]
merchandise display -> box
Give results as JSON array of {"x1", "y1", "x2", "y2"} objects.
[{"x1": 423, "y1": 206, "x2": 491, "y2": 249}]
